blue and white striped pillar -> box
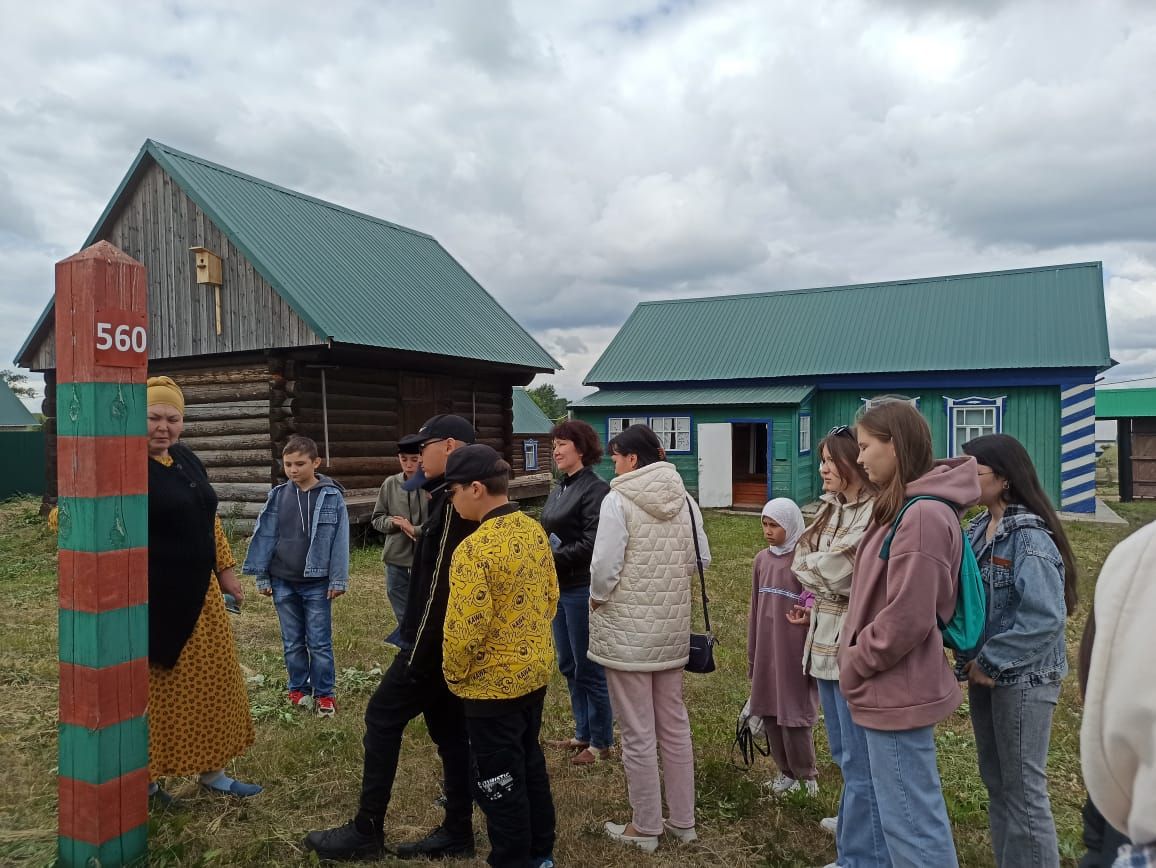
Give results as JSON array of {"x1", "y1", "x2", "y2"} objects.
[{"x1": 1059, "y1": 382, "x2": 1097, "y2": 513}]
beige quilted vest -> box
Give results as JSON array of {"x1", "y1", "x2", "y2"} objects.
[{"x1": 587, "y1": 462, "x2": 696, "y2": 672}]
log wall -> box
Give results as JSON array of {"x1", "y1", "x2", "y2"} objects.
[{"x1": 39, "y1": 351, "x2": 522, "y2": 530}]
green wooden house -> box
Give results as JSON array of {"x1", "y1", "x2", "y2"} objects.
[
  {"x1": 511, "y1": 387, "x2": 555, "y2": 476},
  {"x1": 572, "y1": 263, "x2": 1112, "y2": 513},
  {"x1": 1096, "y1": 387, "x2": 1156, "y2": 502}
]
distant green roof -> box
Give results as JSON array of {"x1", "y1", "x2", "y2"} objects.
[
  {"x1": 572, "y1": 385, "x2": 814, "y2": 408},
  {"x1": 1096, "y1": 387, "x2": 1156, "y2": 419},
  {"x1": 513, "y1": 388, "x2": 554, "y2": 433},
  {"x1": 0, "y1": 381, "x2": 37, "y2": 428},
  {"x1": 584, "y1": 263, "x2": 1112, "y2": 385},
  {"x1": 18, "y1": 140, "x2": 557, "y2": 371}
]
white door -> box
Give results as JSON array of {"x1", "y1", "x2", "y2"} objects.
[{"x1": 697, "y1": 423, "x2": 733, "y2": 508}]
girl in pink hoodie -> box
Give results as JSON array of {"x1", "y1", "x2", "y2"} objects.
[{"x1": 839, "y1": 399, "x2": 979, "y2": 868}]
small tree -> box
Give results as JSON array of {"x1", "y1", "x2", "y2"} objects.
[
  {"x1": 1, "y1": 369, "x2": 37, "y2": 399},
  {"x1": 526, "y1": 384, "x2": 568, "y2": 422}
]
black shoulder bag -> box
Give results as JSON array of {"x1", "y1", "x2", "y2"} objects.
[{"x1": 684, "y1": 497, "x2": 717, "y2": 674}]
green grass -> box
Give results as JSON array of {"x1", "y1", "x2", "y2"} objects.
[{"x1": 2, "y1": 496, "x2": 1155, "y2": 867}]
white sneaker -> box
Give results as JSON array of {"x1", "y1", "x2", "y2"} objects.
[
  {"x1": 802, "y1": 778, "x2": 819, "y2": 797},
  {"x1": 768, "y1": 773, "x2": 800, "y2": 795},
  {"x1": 662, "y1": 819, "x2": 697, "y2": 843},
  {"x1": 604, "y1": 822, "x2": 659, "y2": 854},
  {"x1": 819, "y1": 815, "x2": 838, "y2": 835}
]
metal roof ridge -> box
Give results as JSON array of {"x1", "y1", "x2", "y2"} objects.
[
  {"x1": 144, "y1": 139, "x2": 438, "y2": 242},
  {"x1": 630, "y1": 261, "x2": 1105, "y2": 308}
]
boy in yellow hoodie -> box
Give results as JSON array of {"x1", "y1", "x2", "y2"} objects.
[{"x1": 442, "y1": 444, "x2": 559, "y2": 868}]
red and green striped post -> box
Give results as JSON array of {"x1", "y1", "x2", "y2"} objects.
[{"x1": 56, "y1": 241, "x2": 150, "y2": 867}]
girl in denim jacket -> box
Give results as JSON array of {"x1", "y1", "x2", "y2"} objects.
[{"x1": 959, "y1": 434, "x2": 1079, "y2": 868}]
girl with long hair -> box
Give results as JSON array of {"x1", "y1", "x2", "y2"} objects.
[
  {"x1": 788, "y1": 426, "x2": 885, "y2": 864},
  {"x1": 958, "y1": 433, "x2": 1077, "y2": 867},
  {"x1": 839, "y1": 399, "x2": 979, "y2": 868}
]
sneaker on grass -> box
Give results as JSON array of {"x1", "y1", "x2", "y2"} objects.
[
  {"x1": 303, "y1": 819, "x2": 384, "y2": 862},
  {"x1": 317, "y1": 697, "x2": 336, "y2": 717}
]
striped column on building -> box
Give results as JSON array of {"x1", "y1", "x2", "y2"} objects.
[
  {"x1": 56, "y1": 241, "x2": 150, "y2": 867},
  {"x1": 1060, "y1": 381, "x2": 1097, "y2": 514}
]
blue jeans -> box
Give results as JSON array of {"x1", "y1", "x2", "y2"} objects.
[
  {"x1": 817, "y1": 678, "x2": 888, "y2": 867},
  {"x1": 969, "y1": 680, "x2": 1062, "y2": 868},
  {"x1": 863, "y1": 724, "x2": 958, "y2": 868},
  {"x1": 384, "y1": 564, "x2": 412, "y2": 649},
  {"x1": 552, "y1": 586, "x2": 613, "y2": 749},
  {"x1": 271, "y1": 578, "x2": 335, "y2": 699}
]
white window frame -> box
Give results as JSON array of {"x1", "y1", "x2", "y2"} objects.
[
  {"x1": 944, "y1": 396, "x2": 1006, "y2": 456},
  {"x1": 798, "y1": 412, "x2": 812, "y2": 455},
  {"x1": 605, "y1": 415, "x2": 693, "y2": 454},
  {"x1": 607, "y1": 416, "x2": 648, "y2": 438},
  {"x1": 523, "y1": 439, "x2": 539, "y2": 471},
  {"x1": 650, "y1": 416, "x2": 692, "y2": 454}
]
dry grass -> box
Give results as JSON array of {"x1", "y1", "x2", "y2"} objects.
[{"x1": 2, "y1": 495, "x2": 1155, "y2": 867}]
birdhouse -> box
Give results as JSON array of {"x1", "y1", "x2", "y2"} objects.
[{"x1": 190, "y1": 246, "x2": 222, "y2": 286}]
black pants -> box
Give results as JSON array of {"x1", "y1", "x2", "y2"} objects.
[
  {"x1": 467, "y1": 693, "x2": 555, "y2": 868},
  {"x1": 357, "y1": 651, "x2": 472, "y2": 833}
]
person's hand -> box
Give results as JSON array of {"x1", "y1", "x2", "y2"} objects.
[
  {"x1": 392, "y1": 516, "x2": 415, "y2": 539},
  {"x1": 260, "y1": 587, "x2": 273, "y2": 597},
  {"x1": 963, "y1": 659, "x2": 996, "y2": 688},
  {"x1": 785, "y1": 605, "x2": 811, "y2": 626},
  {"x1": 590, "y1": 599, "x2": 603, "y2": 612},
  {"x1": 217, "y1": 569, "x2": 244, "y2": 605},
  {"x1": 328, "y1": 588, "x2": 345, "y2": 600}
]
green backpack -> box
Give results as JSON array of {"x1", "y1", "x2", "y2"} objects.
[{"x1": 879, "y1": 495, "x2": 986, "y2": 653}]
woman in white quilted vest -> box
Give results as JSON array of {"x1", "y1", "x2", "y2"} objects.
[{"x1": 588, "y1": 424, "x2": 712, "y2": 854}]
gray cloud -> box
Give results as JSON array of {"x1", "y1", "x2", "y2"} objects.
[{"x1": 2, "y1": 0, "x2": 1155, "y2": 391}]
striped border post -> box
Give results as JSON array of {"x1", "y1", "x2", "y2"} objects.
[
  {"x1": 56, "y1": 241, "x2": 150, "y2": 867},
  {"x1": 1060, "y1": 381, "x2": 1097, "y2": 514}
]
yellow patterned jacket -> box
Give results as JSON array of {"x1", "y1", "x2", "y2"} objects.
[{"x1": 443, "y1": 504, "x2": 559, "y2": 701}]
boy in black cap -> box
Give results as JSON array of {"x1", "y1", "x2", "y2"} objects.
[
  {"x1": 304, "y1": 415, "x2": 480, "y2": 861},
  {"x1": 442, "y1": 444, "x2": 559, "y2": 868}
]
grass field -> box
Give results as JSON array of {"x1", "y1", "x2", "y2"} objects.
[{"x1": 2, "y1": 495, "x2": 1155, "y2": 867}]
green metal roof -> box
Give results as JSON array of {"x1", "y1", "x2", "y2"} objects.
[
  {"x1": 512, "y1": 388, "x2": 554, "y2": 433},
  {"x1": 1096, "y1": 387, "x2": 1156, "y2": 419},
  {"x1": 584, "y1": 263, "x2": 1112, "y2": 385},
  {"x1": 572, "y1": 385, "x2": 814, "y2": 408},
  {"x1": 0, "y1": 381, "x2": 37, "y2": 427},
  {"x1": 17, "y1": 140, "x2": 557, "y2": 371}
]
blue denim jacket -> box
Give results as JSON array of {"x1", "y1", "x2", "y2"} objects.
[
  {"x1": 243, "y1": 476, "x2": 350, "y2": 593},
  {"x1": 956, "y1": 504, "x2": 1068, "y2": 686}
]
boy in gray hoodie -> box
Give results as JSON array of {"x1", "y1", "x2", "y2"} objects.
[
  {"x1": 370, "y1": 444, "x2": 428, "y2": 647},
  {"x1": 244, "y1": 435, "x2": 350, "y2": 716}
]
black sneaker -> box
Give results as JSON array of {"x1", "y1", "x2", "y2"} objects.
[
  {"x1": 302, "y1": 820, "x2": 385, "y2": 862},
  {"x1": 395, "y1": 825, "x2": 474, "y2": 860}
]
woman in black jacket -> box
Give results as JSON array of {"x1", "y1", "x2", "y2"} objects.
[{"x1": 540, "y1": 420, "x2": 614, "y2": 764}]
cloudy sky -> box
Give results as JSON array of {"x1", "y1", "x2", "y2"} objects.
[{"x1": 3, "y1": 0, "x2": 1155, "y2": 403}]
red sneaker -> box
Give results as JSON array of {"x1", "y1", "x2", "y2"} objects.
[
  {"x1": 288, "y1": 690, "x2": 310, "y2": 708},
  {"x1": 317, "y1": 697, "x2": 336, "y2": 717}
]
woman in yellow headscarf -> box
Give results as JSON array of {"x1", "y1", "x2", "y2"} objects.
[{"x1": 145, "y1": 376, "x2": 260, "y2": 802}]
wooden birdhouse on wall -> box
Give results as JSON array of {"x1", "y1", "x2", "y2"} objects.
[{"x1": 189, "y1": 246, "x2": 224, "y2": 334}]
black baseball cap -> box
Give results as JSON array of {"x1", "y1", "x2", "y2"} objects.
[
  {"x1": 397, "y1": 414, "x2": 477, "y2": 450},
  {"x1": 444, "y1": 444, "x2": 506, "y2": 484}
]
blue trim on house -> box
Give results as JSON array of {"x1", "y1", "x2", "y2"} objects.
[
  {"x1": 1061, "y1": 463, "x2": 1096, "y2": 482},
  {"x1": 943, "y1": 395, "x2": 1006, "y2": 456},
  {"x1": 1062, "y1": 479, "x2": 1096, "y2": 498},
  {"x1": 725, "y1": 417, "x2": 774, "y2": 502},
  {"x1": 1061, "y1": 427, "x2": 1096, "y2": 446},
  {"x1": 1061, "y1": 391, "x2": 1097, "y2": 410}
]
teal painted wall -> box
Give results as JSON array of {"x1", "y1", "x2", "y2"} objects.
[
  {"x1": 813, "y1": 386, "x2": 1061, "y2": 507},
  {"x1": 0, "y1": 430, "x2": 45, "y2": 499},
  {"x1": 573, "y1": 405, "x2": 802, "y2": 501}
]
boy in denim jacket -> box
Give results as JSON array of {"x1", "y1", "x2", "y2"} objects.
[{"x1": 244, "y1": 435, "x2": 350, "y2": 716}]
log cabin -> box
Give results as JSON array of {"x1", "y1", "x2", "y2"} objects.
[{"x1": 16, "y1": 140, "x2": 558, "y2": 529}]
